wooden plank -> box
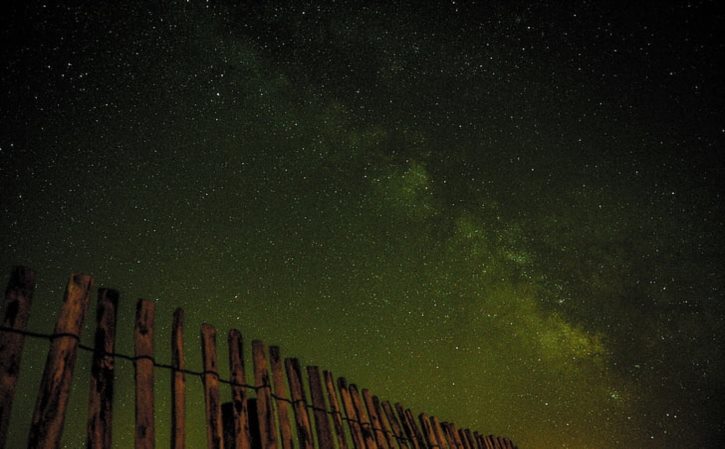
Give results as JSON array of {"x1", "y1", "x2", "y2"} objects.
[
  {"x1": 443, "y1": 424, "x2": 460, "y2": 449},
  {"x1": 86, "y1": 288, "x2": 119, "y2": 449},
  {"x1": 229, "y1": 330, "x2": 252, "y2": 449},
  {"x1": 0, "y1": 265, "x2": 35, "y2": 448},
  {"x1": 361, "y1": 390, "x2": 389, "y2": 449},
  {"x1": 202, "y1": 323, "x2": 224, "y2": 449},
  {"x1": 27, "y1": 273, "x2": 93, "y2": 449},
  {"x1": 252, "y1": 340, "x2": 278, "y2": 449},
  {"x1": 417, "y1": 414, "x2": 437, "y2": 449},
  {"x1": 285, "y1": 358, "x2": 314, "y2": 449},
  {"x1": 323, "y1": 371, "x2": 348, "y2": 449},
  {"x1": 380, "y1": 401, "x2": 408, "y2": 449},
  {"x1": 402, "y1": 408, "x2": 425, "y2": 449},
  {"x1": 348, "y1": 385, "x2": 377, "y2": 449},
  {"x1": 475, "y1": 434, "x2": 489, "y2": 449},
  {"x1": 461, "y1": 429, "x2": 476, "y2": 449},
  {"x1": 371, "y1": 396, "x2": 397, "y2": 449},
  {"x1": 393, "y1": 405, "x2": 419, "y2": 449},
  {"x1": 306, "y1": 366, "x2": 334, "y2": 449},
  {"x1": 338, "y1": 378, "x2": 365, "y2": 449},
  {"x1": 430, "y1": 418, "x2": 450, "y2": 449},
  {"x1": 269, "y1": 347, "x2": 294, "y2": 449},
  {"x1": 134, "y1": 299, "x2": 156, "y2": 449},
  {"x1": 171, "y1": 308, "x2": 186, "y2": 449},
  {"x1": 471, "y1": 433, "x2": 482, "y2": 449}
]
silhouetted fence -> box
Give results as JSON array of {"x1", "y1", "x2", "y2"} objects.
[{"x1": 0, "y1": 266, "x2": 520, "y2": 449}]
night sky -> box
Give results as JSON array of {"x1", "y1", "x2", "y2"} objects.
[{"x1": 1, "y1": 1, "x2": 724, "y2": 448}]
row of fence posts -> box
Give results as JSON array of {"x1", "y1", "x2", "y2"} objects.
[{"x1": 0, "y1": 266, "x2": 519, "y2": 449}]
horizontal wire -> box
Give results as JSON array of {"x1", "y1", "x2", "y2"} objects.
[{"x1": 0, "y1": 325, "x2": 420, "y2": 445}]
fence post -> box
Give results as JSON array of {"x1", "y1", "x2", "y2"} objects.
[
  {"x1": 202, "y1": 323, "x2": 224, "y2": 449},
  {"x1": 285, "y1": 358, "x2": 314, "y2": 449},
  {"x1": 323, "y1": 371, "x2": 348, "y2": 449},
  {"x1": 229, "y1": 330, "x2": 252, "y2": 449},
  {"x1": 338, "y1": 378, "x2": 365, "y2": 449},
  {"x1": 252, "y1": 340, "x2": 278, "y2": 449},
  {"x1": 134, "y1": 299, "x2": 155, "y2": 449},
  {"x1": 0, "y1": 266, "x2": 35, "y2": 449},
  {"x1": 306, "y1": 366, "x2": 334, "y2": 449},
  {"x1": 348, "y1": 385, "x2": 377, "y2": 449},
  {"x1": 380, "y1": 401, "x2": 408, "y2": 449},
  {"x1": 172, "y1": 308, "x2": 186, "y2": 449},
  {"x1": 86, "y1": 288, "x2": 119, "y2": 449},
  {"x1": 27, "y1": 272, "x2": 92, "y2": 449},
  {"x1": 430, "y1": 417, "x2": 450, "y2": 449},
  {"x1": 361, "y1": 390, "x2": 388, "y2": 449},
  {"x1": 269, "y1": 347, "x2": 294, "y2": 449},
  {"x1": 370, "y1": 396, "x2": 397, "y2": 449}
]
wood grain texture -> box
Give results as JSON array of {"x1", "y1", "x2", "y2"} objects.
[
  {"x1": 229, "y1": 330, "x2": 252, "y2": 449},
  {"x1": 306, "y1": 366, "x2": 334, "y2": 449},
  {"x1": 270, "y1": 347, "x2": 294, "y2": 449},
  {"x1": 86, "y1": 288, "x2": 119, "y2": 449},
  {"x1": 134, "y1": 299, "x2": 155, "y2": 449},
  {"x1": 171, "y1": 308, "x2": 186, "y2": 449},
  {"x1": 201, "y1": 323, "x2": 224, "y2": 449},
  {"x1": 0, "y1": 266, "x2": 35, "y2": 449},
  {"x1": 28, "y1": 273, "x2": 93, "y2": 449},
  {"x1": 252, "y1": 340, "x2": 278, "y2": 449},
  {"x1": 323, "y1": 371, "x2": 348, "y2": 449}
]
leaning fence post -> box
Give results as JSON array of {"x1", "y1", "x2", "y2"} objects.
[
  {"x1": 338, "y1": 378, "x2": 365, "y2": 449},
  {"x1": 0, "y1": 266, "x2": 35, "y2": 449},
  {"x1": 323, "y1": 371, "x2": 348, "y2": 449},
  {"x1": 306, "y1": 366, "x2": 334, "y2": 449},
  {"x1": 202, "y1": 323, "x2": 224, "y2": 449},
  {"x1": 269, "y1": 346, "x2": 294, "y2": 449},
  {"x1": 380, "y1": 401, "x2": 408, "y2": 449},
  {"x1": 361, "y1": 390, "x2": 389, "y2": 449},
  {"x1": 135, "y1": 299, "x2": 155, "y2": 449},
  {"x1": 417, "y1": 414, "x2": 437, "y2": 449},
  {"x1": 348, "y1": 385, "x2": 378, "y2": 449},
  {"x1": 27, "y1": 272, "x2": 92, "y2": 449},
  {"x1": 370, "y1": 396, "x2": 397, "y2": 449},
  {"x1": 86, "y1": 288, "x2": 119, "y2": 449},
  {"x1": 430, "y1": 417, "x2": 450, "y2": 449},
  {"x1": 285, "y1": 358, "x2": 314, "y2": 449},
  {"x1": 252, "y1": 340, "x2": 278, "y2": 449},
  {"x1": 172, "y1": 308, "x2": 186, "y2": 449},
  {"x1": 228, "y1": 330, "x2": 252, "y2": 449}
]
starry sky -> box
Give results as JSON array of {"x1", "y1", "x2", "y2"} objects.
[{"x1": 1, "y1": 1, "x2": 723, "y2": 448}]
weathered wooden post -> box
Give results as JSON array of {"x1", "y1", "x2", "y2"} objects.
[
  {"x1": 229, "y1": 330, "x2": 252, "y2": 449},
  {"x1": 323, "y1": 371, "x2": 348, "y2": 449},
  {"x1": 381, "y1": 401, "x2": 408, "y2": 449},
  {"x1": 252, "y1": 340, "x2": 277, "y2": 449},
  {"x1": 86, "y1": 288, "x2": 119, "y2": 449},
  {"x1": 362, "y1": 390, "x2": 389, "y2": 449},
  {"x1": 27, "y1": 272, "x2": 93, "y2": 449},
  {"x1": 171, "y1": 308, "x2": 186, "y2": 449},
  {"x1": 285, "y1": 358, "x2": 314, "y2": 449},
  {"x1": 348, "y1": 385, "x2": 378, "y2": 449},
  {"x1": 269, "y1": 346, "x2": 294, "y2": 449},
  {"x1": 371, "y1": 396, "x2": 397, "y2": 449},
  {"x1": 135, "y1": 299, "x2": 155, "y2": 449},
  {"x1": 306, "y1": 366, "x2": 334, "y2": 449},
  {"x1": 202, "y1": 323, "x2": 224, "y2": 449},
  {"x1": 0, "y1": 266, "x2": 35, "y2": 449},
  {"x1": 338, "y1": 378, "x2": 365, "y2": 449}
]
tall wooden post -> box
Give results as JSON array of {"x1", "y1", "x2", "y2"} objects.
[
  {"x1": 134, "y1": 299, "x2": 155, "y2": 449},
  {"x1": 86, "y1": 288, "x2": 119, "y2": 449},
  {"x1": 323, "y1": 371, "x2": 348, "y2": 449},
  {"x1": 269, "y1": 346, "x2": 294, "y2": 449},
  {"x1": 361, "y1": 389, "x2": 388, "y2": 449},
  {"x1": 348, "y1": 385, "x2": 377, "y2": 449},
  {"x1": 171, "y1": 308, "x2": 186, "y2": 449},
  {"x1": 27, "y1": 273, "x2": 93, "y2": 449},
  {"x1": 229, "y1": 330, "x2": 252, "y2": 449},
  {"x1": 252, "y1": 340, "x2": 277, "y2": 449},
  {"x1": 338, "y1": 378, "x2": 365, "y2": 449},
  {"x1": 0, "y1": 266, "x2": 35, "y2": 449},
  {"x1": 202, "y1": 324, "x2": 224, "y2": 449},
  {"x1": 285, "y1": 358, "x2": 314, "y2": 449},
  {"x1": 306, "y1": 366, "x2": 334, "y2": 449}
]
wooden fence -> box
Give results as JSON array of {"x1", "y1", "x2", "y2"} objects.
[{"x1": 0, "y1": 267, "x2": 520, "y2": 449}]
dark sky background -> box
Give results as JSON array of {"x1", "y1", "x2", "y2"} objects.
[{"x1": 1, "y1": 1, "x2": 724, "y2": 448}]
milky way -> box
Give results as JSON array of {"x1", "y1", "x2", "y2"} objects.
[{"x1": 1, "y1": 2, "x2": 723, "y2": 448}]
